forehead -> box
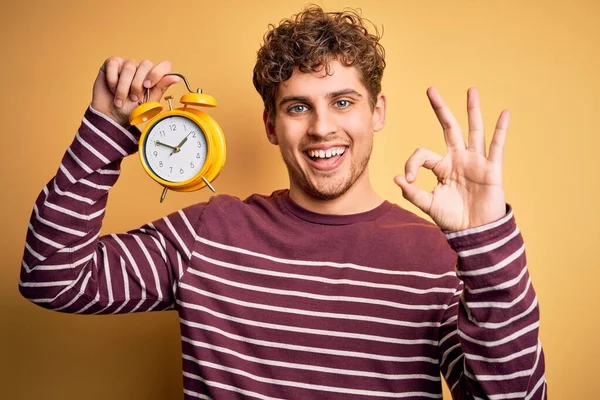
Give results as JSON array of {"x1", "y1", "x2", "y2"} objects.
[{"x1": 276, "y1": 61, "x2": 366, "y2": 100}]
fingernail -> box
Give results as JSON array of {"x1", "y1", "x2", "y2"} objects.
[
  {"x1": 115, "y1": 98, "x2": 123, "y2": 108},
  {"x1": 407, "y1": 173, "x2": 414, "y2": 182},
  {"x1": 130, "y1": 94, "x2": 138, "y2": 102},
  {"x1": 143, "y1": 80, "x2": 152, "y2": 88}
]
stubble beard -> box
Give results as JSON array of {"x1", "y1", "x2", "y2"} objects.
[{"x1": 284, "y1": 141, "x2": 373, "y2": 201}]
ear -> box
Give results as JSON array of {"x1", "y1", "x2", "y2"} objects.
[
  {"x1": 372, "y1": 93, "x2": 387, "y2": 132},
  {"x1": 263, "y1": 110, "x2": 278, "y2": 145}
]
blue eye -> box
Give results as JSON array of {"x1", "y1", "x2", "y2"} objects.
[
  {"x1": 290, "y1": 105, "x2": 308, "y2": 113},
  {"x1": 335, "y1": 100, "x2": 351, "y2": 108}
]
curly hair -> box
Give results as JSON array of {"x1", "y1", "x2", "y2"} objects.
[{"x1": 252, "y1": 5, "x2": 386, "y2": 121}]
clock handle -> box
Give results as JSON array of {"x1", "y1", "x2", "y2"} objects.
[
  {"x1": 141, "y1": 73, "x2": 201, "y2": 104},
  {"x1": 166, "y1": 73, "x2": 195, "y2": 93}
]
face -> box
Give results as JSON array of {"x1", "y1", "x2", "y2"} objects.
[{"x1": 264, "y1": 60, "x2": 386, "y2": 201}]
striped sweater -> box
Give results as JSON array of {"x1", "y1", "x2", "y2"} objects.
[{"x1": 20, "y1": 106, "x2": 547, "y2": 399}]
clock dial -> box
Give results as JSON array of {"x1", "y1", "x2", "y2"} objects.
[{"x1": 143, "y1": 115, "x2": 208, "y2": 182}]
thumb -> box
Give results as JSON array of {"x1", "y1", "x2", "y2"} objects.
[{"x1": 394, "y1": 175, "x2": 432, "y2": 214}]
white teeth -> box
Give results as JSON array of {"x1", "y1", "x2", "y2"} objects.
[{"x1": 307, "y1": 146, "x2": 346, "y2": 159}]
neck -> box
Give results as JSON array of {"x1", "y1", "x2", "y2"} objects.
[{"x1": 289, "y1": 169, "x2": 383, "y2": 215}]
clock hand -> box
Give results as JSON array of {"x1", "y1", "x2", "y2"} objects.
[
  {"x1": 155, "y1": 141, "x2": 178, "y2": 151},
  {"x1": 170, "y1": 132, "x2": 193, "y2": 155}
]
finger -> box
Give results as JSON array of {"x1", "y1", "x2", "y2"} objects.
[
  {"x1": 102, "y1": 56, "x2": 123, "y2": 96},
  {"x1": 404, "y1": 147, "x2": 444, "y2": 183},
  {"x1": 144, "y1": 61, "x2": 180, "y2": 101},
  {"x1": 129, "y1": 59, "x2": 154, "y2": 102},
  {"x1": 394, "y1": 175, "x2": 433, "y2": 214},
  {"x1": 114, "y1": 58, "x2": 137, "y2": 108},
  {"x1": 150, "y1": 75, "x2": 181, "y2": 101},
  {"x1": 427, "y1": 87, "x2": 466, "y2": 150},
  {"x1": 467, "y1": 87, "x2": 486, "y2": 155},
  {"x1": 488, "y1": 109, "x2": 510, "y2": 164}
]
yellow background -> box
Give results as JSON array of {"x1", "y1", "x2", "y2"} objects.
[{"x1": 1, "y1": 0, "x2": 597, "y2": 398}]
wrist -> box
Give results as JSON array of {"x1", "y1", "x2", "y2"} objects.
[
  {"x1": 89, "y1": 103, "x2": 130, "y2": 128},
  {"x1": 85, "y1": 106, "x2": 140, "y2": 154},
  {"x1": 445, "y1": 203, "x2": 511, "y2": 237},
  {"x1": 468, "y1": 203, "x2": 507, "y2": 229}
]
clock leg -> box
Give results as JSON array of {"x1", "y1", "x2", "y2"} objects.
[
  {"x1": 201, "y1": 176, "x2": 216, "y2": 193},
  {"x1": 160, "y1": 186, "x2": 169, "y2": 203}
]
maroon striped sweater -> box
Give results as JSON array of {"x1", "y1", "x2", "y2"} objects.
[{"x1": 20, "y1": 106, "x2": 547, "y2": 399}]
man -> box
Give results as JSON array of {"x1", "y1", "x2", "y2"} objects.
[{"x1": 20, "y1": 6, "x2": 546, "y2": 399}]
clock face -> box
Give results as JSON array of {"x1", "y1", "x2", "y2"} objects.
[{"x1": 143, "y1": 115, "x2": 208, "y2": 182}]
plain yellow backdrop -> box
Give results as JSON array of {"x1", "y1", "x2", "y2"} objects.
[{"x1": 1, "y1": 0, "x2": 597, "y2": 398}]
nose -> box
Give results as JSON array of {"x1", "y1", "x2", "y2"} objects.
[{"x1": 307, "y1": 107, "x2": 338, "y2": 138}]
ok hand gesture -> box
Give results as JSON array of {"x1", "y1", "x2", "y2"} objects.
[{"x1": 394, "y1": 88, "x2": 509, "y2": 232}]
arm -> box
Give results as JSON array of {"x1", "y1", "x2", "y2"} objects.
[
  {"x1": 394, "y1": 87, "x2": 547, "y2": 398},
  {"x1": 19, "y1": 58, "x2": 201, "y2": 314},
  {"x1": 438, "y1": 209, "x2": 546, "y2": 398},
  {"x1": 19, "y1": 105, "x2": 205, "y2": 313}
]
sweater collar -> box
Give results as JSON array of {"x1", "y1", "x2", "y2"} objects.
[{"x1": 277, "y1": 189, "x2": 392, "y2": 226}]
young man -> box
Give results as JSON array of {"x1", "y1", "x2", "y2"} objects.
[{"x1": 20, "y1": 6, "x2": 546, "y2": 400}]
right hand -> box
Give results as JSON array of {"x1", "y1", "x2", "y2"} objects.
[{"x1": 91, "y1": 57, "x2": 180, "y2": 127}]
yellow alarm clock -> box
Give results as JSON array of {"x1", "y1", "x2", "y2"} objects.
[{"x1": 129, "y1": 73, "x2": 226, "y2": 202}]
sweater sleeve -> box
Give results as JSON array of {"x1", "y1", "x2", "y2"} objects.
[
  {"x1": 19, "y1": 106, "x2": 206, "y2": 314},
  {"x1": 438, "y1": 208, "x2": 547, "y2": 399}
]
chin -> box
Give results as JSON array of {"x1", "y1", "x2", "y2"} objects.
[{"x1": 302, "y1": 179, "x2": 354, "y2": 201}]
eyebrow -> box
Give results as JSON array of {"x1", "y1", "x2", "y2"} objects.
[{"x1": 278, "y1": 89, "x2": 363, "y2": 108}]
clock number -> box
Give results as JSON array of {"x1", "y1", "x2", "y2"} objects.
[
  {"x1": 153, "y1": 151, "x2": 158, "y2": 157},
  {"x1": 169, "y1": 124, "x2": 177, "y2": 131},
  {"x1": 197, "y1": 142, "x2": 202, "y2": 148},
  {"x1": 169, "y1": 167, "x2": 173, "y2": 173},
  {"x1": 196, "y1": 153, "x2": 201, "y2": 158},
  {"x1": 190, "y1": 162, "x2": 195, "y2": 169},
  {"x1": 160, "y1": 130, "x2": 166, "y2": 137},
  {"x1": 192, "y1": 132, "x2": 196, "y2": 138},
  {"x1": 180, "y1": 168, "x2": 184, "y2": 174},
  {"x1": 159, "y1": 161, "x2": 163, "y2": 167}
]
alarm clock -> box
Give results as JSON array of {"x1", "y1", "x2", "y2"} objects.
[{"x1": 129, "y1": 73, "x2": 226, "y2": 202}]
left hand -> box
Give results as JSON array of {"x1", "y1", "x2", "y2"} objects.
[{"x1": 394, "y1": 87, "x2": 509, "y2": 231}]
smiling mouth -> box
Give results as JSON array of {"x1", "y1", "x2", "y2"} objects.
[
  {"x1": 302, "y1": 146, "x2": 348, "y2": 171},
  {"x1": 305, "y1": 146, "x2": 347, "y2": 161}
]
